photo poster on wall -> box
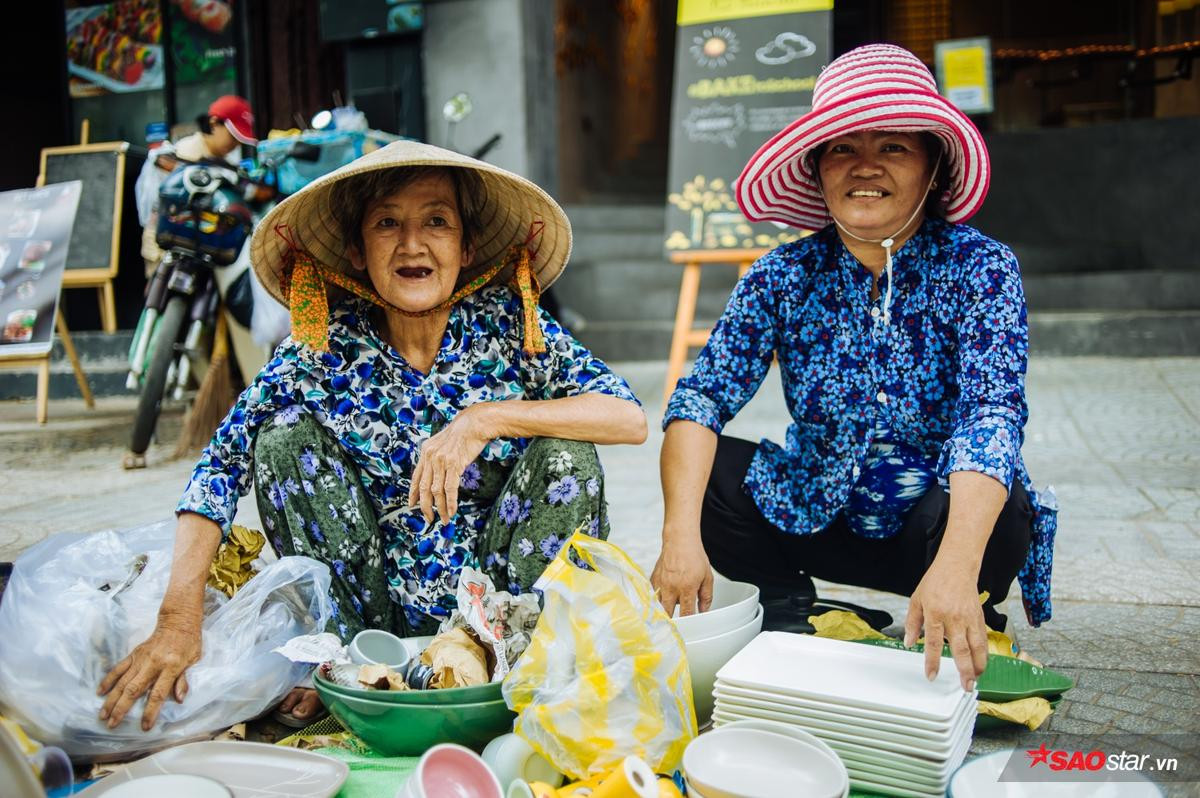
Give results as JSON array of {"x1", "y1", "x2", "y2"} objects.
[
  {"x1": 168, "y1": 0, "x2": 238, "y2": 87},
  {"x1": 0, "y1": 183, "x2": 84, "y2": 357},
  {"x1": 664, "y1": 0, "x2": 832, "y2": 255},
  {"x1": 65, "y1": 0, "x2": 164, "y2": 98}
]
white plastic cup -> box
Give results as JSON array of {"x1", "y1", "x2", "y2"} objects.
[{"x1": 481, "y1": 733, "x2": 563, "y2": 789}]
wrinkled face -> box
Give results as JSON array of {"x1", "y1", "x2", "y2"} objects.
[
  {"x1": 348, "y1": 173, "x2": 473, "y2": 313},
  {"x1": 817, "y1": 130, "x2": 934, "y2": 239}
]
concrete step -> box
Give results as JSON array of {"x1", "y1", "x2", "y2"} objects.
[
  {"x1": 573, "y1": 311, "x2": 1200, "y2": 362},
  {"x1": 553, "y1": 257, "x2": 739, "y2": 324},
  {"x1": 569, "y1": 230, "x2": 666, "y2": 262},
  {"x1": 0, "y1": 329, "x2": 134, "y2": 401},
  {"x1": 1024, "y1": 271, "x2": 1200, "y2": 311},
  {"x1": 564, "y1": 204, "x2": 665, "y2": 232},
  {"x1": 1029, "y1": 310, "x2": 1200, "y2": 356}
]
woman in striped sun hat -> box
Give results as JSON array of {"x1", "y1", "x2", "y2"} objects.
[{"x1": 652, "y1": 44, "x2": 1057, "y2": 693}]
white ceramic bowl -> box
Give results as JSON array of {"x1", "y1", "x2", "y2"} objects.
[
  {"x1": 948, "y1": 750, "x2": 1163, "y2": 797},
  {"x1": 684, "y1": 604, "x2": 764, "y2": 725},
  {"x1": 683, "y1": 726, "x2": 846, "y2": 798},
  {"x1": 672, "y1": 575, "x2": 759, "y2": 642},
  {"x1": 711, "y1": 719, "x2": 848, "y2": 798}
]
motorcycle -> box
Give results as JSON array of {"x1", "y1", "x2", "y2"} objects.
[{"x1": 125, "y1": 141, "x2": 318, "y2": 459}]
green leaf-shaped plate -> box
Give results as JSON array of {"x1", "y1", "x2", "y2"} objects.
[{"x1": 850, "y1": 638, "x2": 1075, "y2": 701}]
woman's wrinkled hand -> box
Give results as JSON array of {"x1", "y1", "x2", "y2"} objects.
[
  {"x1": 97, "y1": 615, "x2": 202, "y2": 731},
  {"x1": 409, "y1": 404, "x2": 493, "y2": 524},
  {"x1": 904, "y1": 558, "x2": 988, "y2": 692},
  {"x1": 650, "y1": 534, "x2": 714, "y2": 618}
]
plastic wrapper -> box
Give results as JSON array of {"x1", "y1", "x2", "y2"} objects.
[
  {"x1": 0, "y1": 519, "x2": 332, "y2": 761},
  {"x1": 502, "y1": 532, "x2": 697, "y2": 780},
  {"x1": 441, "y1": 566, "x2": 541, "y2": 679}
]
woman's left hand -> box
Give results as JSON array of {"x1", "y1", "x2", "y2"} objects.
[
  {"x1": 904, "y1": 557, "x2": 988, "y2": 691},
  {"x1": 409, "y1": 405, "x2": 494, "y2": 524}
]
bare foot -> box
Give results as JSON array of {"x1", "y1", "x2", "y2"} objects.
[{"x1": 274, "y1": 687, "x2": 323, "y2": 725}]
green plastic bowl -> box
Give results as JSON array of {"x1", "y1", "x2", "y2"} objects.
[
  {"x1": 315, "y1": 678, "x2": 516, "y2": 756},
  {"x1": 314, "y1": 670, "x2": 505, "y2": 705}
]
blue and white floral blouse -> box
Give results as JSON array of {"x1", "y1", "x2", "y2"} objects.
[
  {"x1": 179, "y1": 286, "x2": 638, "y2": 620},
  {"x1": 664, "y1": 219, "x2": 1057, "y2": 626}
]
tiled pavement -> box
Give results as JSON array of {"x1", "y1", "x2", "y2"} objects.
[{"x1": 2, "y1": 357, "x2": 1198, "y2": 794}]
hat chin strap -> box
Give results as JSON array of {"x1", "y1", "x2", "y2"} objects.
[{"x1": 830, "y1": 154, "x2": 941, "y2": 326}]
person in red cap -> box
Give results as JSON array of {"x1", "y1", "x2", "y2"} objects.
[{"x1": 135, "y1": 95, "x2": 258, "y2": 277}]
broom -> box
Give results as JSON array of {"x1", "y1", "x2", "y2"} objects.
[{"x1": 173, "y1": 308, "x2": 236, "y2": 458}]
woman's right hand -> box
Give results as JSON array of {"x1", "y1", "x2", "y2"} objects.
[
  {"x1": 651, "y1": 533, "x2": 714, "y2": 618},
  {"x1": 97, "y1": 613, "x2": 202, "y2": 731}
]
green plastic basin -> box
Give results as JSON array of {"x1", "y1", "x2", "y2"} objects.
[{"x1": 314, "y1": 678, "x2": 516, "y2": 756}]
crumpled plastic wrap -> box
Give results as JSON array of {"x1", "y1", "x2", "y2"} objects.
[
  {"x1": 0, "y1": 519, "x2": 332, "y2": 761},
  {"x1": 440, "y1": 566, "x2": 541, "y2": 679}
]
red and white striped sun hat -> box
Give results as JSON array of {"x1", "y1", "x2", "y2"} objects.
[{"x1": 735, "y1": 44, "x2": 990, "y2": 231}]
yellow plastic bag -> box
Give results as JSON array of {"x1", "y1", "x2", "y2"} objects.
[{"x1": 502, "y1": 531, "x2": 697, "y2": 780}]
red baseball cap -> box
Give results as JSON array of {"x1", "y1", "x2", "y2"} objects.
[{"x1": 208, "y1": 95, "x2": 257, "y2": 145}]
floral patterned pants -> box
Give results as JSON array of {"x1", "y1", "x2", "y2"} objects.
[{"x1": 253, "y1": 414, "x2": 609, "y2": 641}]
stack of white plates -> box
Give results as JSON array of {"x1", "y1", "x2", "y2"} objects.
[{"x1": 713, "y1": 632, "x2": 977, "y2": 798}]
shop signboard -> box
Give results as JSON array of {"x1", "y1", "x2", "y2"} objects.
[
  {"x1": 935, "y1": 37, "x2": 994, "y2": 115},
  {"x1": 664, "y1": 0, "x2": 832, "y2": 253},
  {"x1": 0, "y1": 183, "x2": 83, "y2": 357}
]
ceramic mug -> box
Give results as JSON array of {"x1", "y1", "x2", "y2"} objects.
[
  {"x1": 398, "y1": 743, "x2": 503, "y2": 798},
  {"x1": 482, "y1": 733, "x2": 564, "y2": 789},
  {"x1": 349, "y1": 629, "x2": 410, "y2": 670}
]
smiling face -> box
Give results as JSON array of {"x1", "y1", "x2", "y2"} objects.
[
  {"x1": 816, "y1": 130, "x2": 935, "y2": 240},
  {"x1": 348, "y1": 173, "x2": 474, "y2": 313}
]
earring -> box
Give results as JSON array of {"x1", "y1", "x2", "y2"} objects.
[{"x1": 930, "y1": 181, "x2": 939, "y2": 190}]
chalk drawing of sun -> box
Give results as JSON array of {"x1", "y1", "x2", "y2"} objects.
[{"x1": 691, "y1": 26, "x2": 738, "y2": 68}]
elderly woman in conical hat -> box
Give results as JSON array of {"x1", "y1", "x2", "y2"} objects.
[
  {"x1": 652, "y1": 44, "x2": 1057, "y2": 690},
  {"x1": 98, "y1": 141, "x2": 647, "y2": 730}
]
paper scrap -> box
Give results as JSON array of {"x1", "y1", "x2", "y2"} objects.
[
  {"x1": 273, "y1": 632, "x2": 348, "y2": 664},
  {"x1": 421, "y1": 627, "x2": 490, "y2": 688},
  {"x1": 208, "y1": 525, "x2": 266, "y2": 597}
]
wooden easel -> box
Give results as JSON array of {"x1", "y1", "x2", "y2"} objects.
[
  {"x1": 37, "y1": 120, "x2": 127, "y2": 333},
  {"x1": 1, "y1": 310, "x2": 95, "y2": 424},
  {"x1": 663, "y1": 248, "x2": 767, "y2": 407}
]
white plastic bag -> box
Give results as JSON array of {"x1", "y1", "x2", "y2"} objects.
[{"x1": 0, "y1": 520, "x2": 332, "y2": 761}]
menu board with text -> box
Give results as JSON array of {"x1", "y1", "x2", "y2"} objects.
[{"x1": 664, "y1": 0, "x2": 832, "y2": 253}]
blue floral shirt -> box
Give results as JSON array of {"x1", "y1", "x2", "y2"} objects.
[
  {"x1": 179, "y1": 286, "x2": 638, "y2": 621},
  {"x1": 664, "y1": 219, "x2": 1057, "y2": 626}
]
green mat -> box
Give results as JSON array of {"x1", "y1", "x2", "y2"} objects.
[{"x1": 313, "y1": 745, "x2": 419, "y2": 798}]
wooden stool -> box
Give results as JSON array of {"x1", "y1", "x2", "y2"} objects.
[{"x1": 663, "y1": 248, "x2": 766, "y2": 406}]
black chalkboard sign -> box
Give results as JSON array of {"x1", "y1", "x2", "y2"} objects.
[
  {"x1": 38, "y1": 143, "x2": 128, "y2": 275},
  {"x1": 664, "y1": 2, "x2": 831, "y2": 254}
]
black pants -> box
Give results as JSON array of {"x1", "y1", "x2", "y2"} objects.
[{"x1": 700, "y1": 436, "x2": 1033, "y2": 631}]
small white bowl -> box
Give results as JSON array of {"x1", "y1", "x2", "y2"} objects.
[
  {"x1": 684, "y1": 726, "x2": 846, "y2": 798},
  {"x1": 672, "y1": 575, "x2": 759, "y2": 642},
  {"x1": 684, "y1": 604, "x2": 764, "y2": 725},
  {"x1": 712, "y1": 719, "x2": 848, "y2": 798}
]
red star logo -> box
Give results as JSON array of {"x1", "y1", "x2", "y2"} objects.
[{"x1": 1026, "y1": 743, "x2": 1052, "y2": 767}]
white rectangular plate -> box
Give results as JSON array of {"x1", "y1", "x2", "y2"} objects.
[
  {"x1": 712, "y1": 683, "x2": 972, "y2": 739},
  {"x1": 712, "y1": 706, "x2": 972, "y2": 771},
  {"x1": 712, "y1": 693, "x2": 971, "y2": 755},
  {"x1": 76, "y1": 741, "x2": 349, "y2": 798},
  {"x1": 716, "y1": 632, "x2": 966, "y2": 720}
]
